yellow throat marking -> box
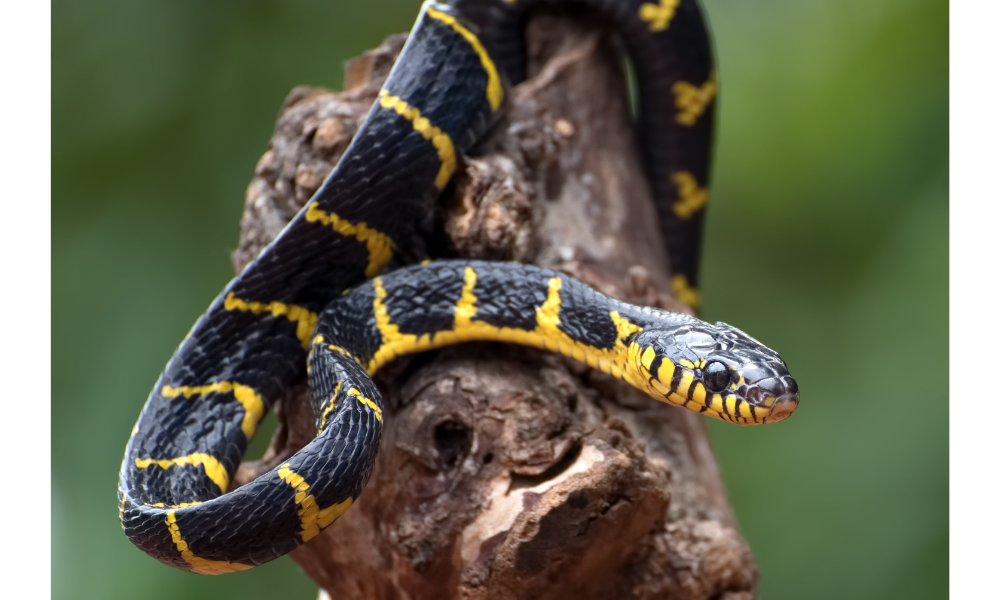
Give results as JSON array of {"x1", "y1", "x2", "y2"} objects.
[
  {"x1": 135, "y1": 452, "x2": 229, "y2": 494},
  {"x1": 639, "y1": 0, "x2": 680, "y2": 32},
  {"x1": 673, "y1": 72, "x2": 717, "y2": 126},
  {"x1": 277, "y1": 464, "x2": 354, "y2": 543},
  {"x1": 164, "y1": 509, "x2": 251, "y2": 575},
  {"x1": 162, "y1": 381, "x2": 265, "y2": 440},
  {"x1": 625, "y1": 344, "x2": 714, "y2": 418},
  {"x1": 379, "y1": 91, "x2": 457, "y2": 189},
  {"x1": 369, "y1": 267, "x2": 643, "y2": 379},
  {"x1": 223, "y1": 292, "x2": 318, "y2": 347},
  {"x1": 634, "y1": 354, "x2": 758, "y2": 425}
]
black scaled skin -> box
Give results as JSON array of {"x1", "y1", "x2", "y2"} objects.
[{"x1": 117, "y1": 0, "x2": 756, "y2": 575}]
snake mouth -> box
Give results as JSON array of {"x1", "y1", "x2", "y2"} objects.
[
  {"x1": 764, "y1": 392, "x2": 799, "y2": 423},
  {"x1": 751, "y1": 375, "x2": 799, "y2": 424}
]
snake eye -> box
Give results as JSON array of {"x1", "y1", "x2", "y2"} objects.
[{"x1": 703, "y1": 361, "x2": 731, "y2": 393}]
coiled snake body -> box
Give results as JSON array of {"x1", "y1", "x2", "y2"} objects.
[{"x1": 118, "y1": 0, "x2": 799, "y2": 574}]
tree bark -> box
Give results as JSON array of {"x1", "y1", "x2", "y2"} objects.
[{"x1": 232, "y1": 9, "x2": 758, "y2": 599}]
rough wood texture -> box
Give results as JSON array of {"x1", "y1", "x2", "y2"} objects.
[{"x1": 232, "y1": 10, "x2": 757, "y2": 599}]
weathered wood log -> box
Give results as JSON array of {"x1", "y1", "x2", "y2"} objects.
[{"x1": 232, "y1": 9, "x2": 757, "y2": 599}]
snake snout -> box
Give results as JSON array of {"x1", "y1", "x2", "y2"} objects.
[{"x1": 762, "y1": 376, "x2": 799, "y2": 423}]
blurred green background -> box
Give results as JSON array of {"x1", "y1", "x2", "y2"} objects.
[{"x1": 52, "y1": 0, "x2": 946, "y2": 598}]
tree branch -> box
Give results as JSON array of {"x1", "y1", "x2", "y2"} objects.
[{"x1": 232, "y1": 10, "x2": 757, "y2": 599}]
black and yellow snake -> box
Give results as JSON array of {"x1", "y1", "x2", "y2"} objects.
[{"x1": 118, "y1": 0, "x2": 799, "y2": 574}]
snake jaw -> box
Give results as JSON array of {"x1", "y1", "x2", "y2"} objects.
[{"x1": 764, "y1": 395, "x2": 799, "y2": 423}]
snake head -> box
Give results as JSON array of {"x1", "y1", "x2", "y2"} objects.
[{"x1": 624, "y1": 320, "x2": 799, "y2": 425}]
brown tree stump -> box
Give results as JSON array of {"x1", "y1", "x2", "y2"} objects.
[{"x1": 231, "y1": 9, "x2": 758, "y2": 600}]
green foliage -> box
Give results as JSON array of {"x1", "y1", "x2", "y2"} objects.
[{"x1": 51, "y1": 0, "x2": 946, "y2": 598}]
